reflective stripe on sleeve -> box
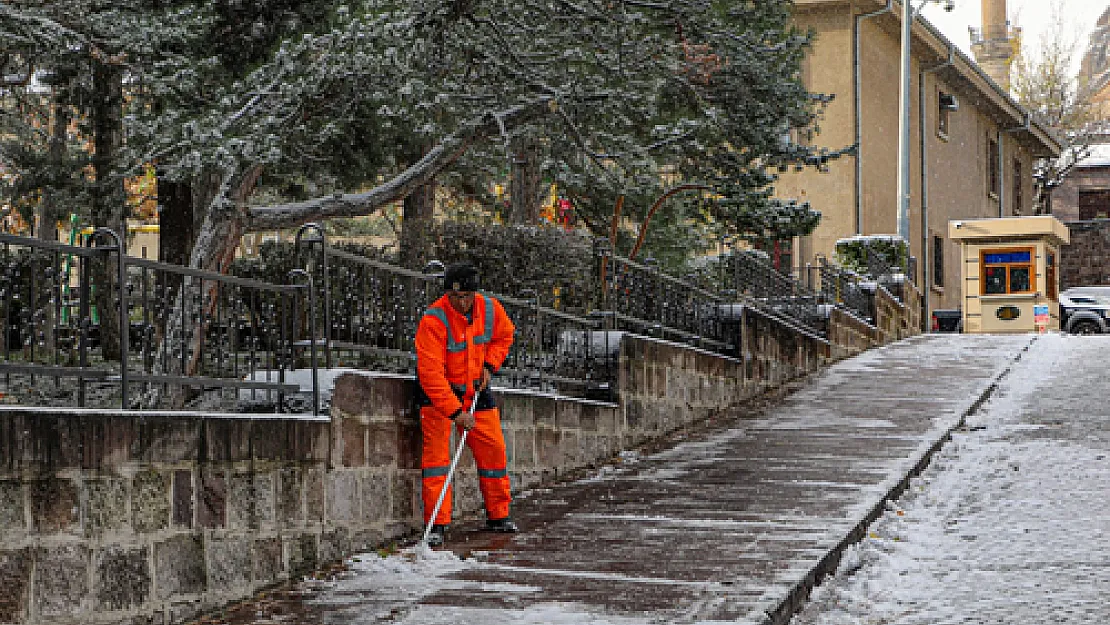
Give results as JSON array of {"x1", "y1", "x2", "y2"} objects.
[{"x1": 477, "y1": 467, "x2": 508, "y2": 479}]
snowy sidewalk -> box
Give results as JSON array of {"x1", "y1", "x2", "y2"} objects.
[
  {"x1": 791, "y1": 333, "x2": 1110, "y2": 625},
  {"x1": 195, "y1": 335, "x2": 1030, "y2": 625}
]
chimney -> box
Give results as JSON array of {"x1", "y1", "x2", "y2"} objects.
[{"x1": 971, "y1": 0, "x2": 1017, "y2": 91}]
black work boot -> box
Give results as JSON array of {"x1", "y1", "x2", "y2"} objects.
[
  {"x1": 427, "y1": 524, "x2": 448, "y2": 547},
  {"x1": 485, "y1": 517, "x2": 519, "y2": 533}
]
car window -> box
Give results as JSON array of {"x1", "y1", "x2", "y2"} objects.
[{"x1": 1069, "y1": 297, "x2": 1097, "y2": 304}]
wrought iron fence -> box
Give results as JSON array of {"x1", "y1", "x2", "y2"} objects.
[
  {"x1": 291, "y1": 225, "x2": 618, "y2": 402},
  {"x1": 0, "y1": 230, "x2": 309, "y2": 413},
  {"x1": 1, "y1": 223, "x2": 904, "y2": 413},
  {"x1": 598, "y1": 245, "x2": 733, "y2": 354},
  {"x1": 716, "y1": 251, "x2": 829, "y2": 335}
]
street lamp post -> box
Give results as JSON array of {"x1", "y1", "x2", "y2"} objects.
[{"x1": 897, "y1": 0, "x2": 954, "y2": 243}]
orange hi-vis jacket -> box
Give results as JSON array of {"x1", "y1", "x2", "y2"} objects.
[{"x1": 415, "y1": 293, "x2": 515, "y2": 417}]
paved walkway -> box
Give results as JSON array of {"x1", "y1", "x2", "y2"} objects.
[
  {"x1": 196, "y1": 335, "x2": 1031, "y2": 625},
  {"x1": 792, "y1": 333, "x2": 1110, "y2": 624}
]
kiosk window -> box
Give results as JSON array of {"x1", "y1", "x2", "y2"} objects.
[{"x1": 981, "y1": 249, "x2": 1034, "y2": 295}]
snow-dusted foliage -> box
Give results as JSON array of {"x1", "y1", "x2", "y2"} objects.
[{"x1": 4, "y1": 0, "x2": 847, "y2": 259}]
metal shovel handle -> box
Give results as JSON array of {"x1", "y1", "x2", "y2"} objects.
[{"x1": 421, "y1": 392, "x2": 480, "y2": 545}]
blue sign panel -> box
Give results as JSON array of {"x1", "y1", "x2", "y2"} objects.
[{"x1": 984, "y1": 251, "x2": 1031, "y2": 264}]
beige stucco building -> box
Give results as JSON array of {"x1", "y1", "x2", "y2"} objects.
[{"x1": 778, "y1": 0, "x2": 1062, "y2": 322}]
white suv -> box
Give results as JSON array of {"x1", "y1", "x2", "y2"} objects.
[{"x1": 1059, "y1": 287, "x2": 1110, "y2": 334}]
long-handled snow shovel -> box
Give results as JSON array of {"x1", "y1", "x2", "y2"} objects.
[{"x1": 420, "y1": 392, "x2": 480, "y2": 547}]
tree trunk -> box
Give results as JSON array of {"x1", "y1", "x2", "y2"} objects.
[
  {"x1": 400, "y1": 175, "x2": 436, "y2": 268},
  {"x1": 141, "y1": 167, "x2": 260, "y2": 409},
  {"x1": 35, "y1": 101, "x2": 70, "y2": 357},
  {"x1": 510, "y1": 134, "x2": 543, "y2": 225},
  {"x1": 90, "y1": 60, "x2": 126, "y2": 363}
]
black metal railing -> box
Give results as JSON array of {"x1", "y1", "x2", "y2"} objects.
[
  {"x1": 598, "y1": 246, "x2": 733, "y2": 353},
  {"x1": 1, "y1": 223, "x2": 907, "y2": 413},
  {"x1": 0, "y1": 231, "x2": 309, "y2": 413}
]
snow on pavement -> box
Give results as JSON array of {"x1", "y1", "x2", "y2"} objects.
[{"x1": 791, "y1": 334, "x2": 1110, "y2": 625}]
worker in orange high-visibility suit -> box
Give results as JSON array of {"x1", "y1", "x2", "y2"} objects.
[{"x1": 415, "y1": 262, "x2": 517, "y2": 548}]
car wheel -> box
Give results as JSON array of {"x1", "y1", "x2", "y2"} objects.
[{"x1": 1071, "y1": 320, "x2": 1101, "y2": 335}]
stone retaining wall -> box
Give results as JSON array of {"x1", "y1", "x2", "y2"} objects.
[{"x1": 0, "y1": 300, "x2": 917, "y2": 625}]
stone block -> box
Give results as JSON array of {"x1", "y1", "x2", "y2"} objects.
[
  {"x1": 34, "y1": 544, "x2": 89, "y2": 618},
  {"x1": 390, "y1": 472, "x2": 420, "y2": 522},
  {"x1": 498, "y1": 394, "x2": 532, "y2": 425},
  {"x1": 304, "y1": 469, "x2": 325, "y2": 522},
  {"x1": 286, "y1": 533, "x2": 317, "y2": 575},
  {"x1": 513, "y1": 428, "x2": 536, "y2": 469},
  {"x1": 319, "y1": 526, "x2": 351, "y2": 564},
  {"x1": 206, "y1": 537, "x2": 251, "y2": 589},
  {"x1": 625, "y1": 398, "x2": 645, "y2": 431},
  {"x1": 30, "y1": 478, "x2": 78, "y2": 534},
  {"x1": 0, "y1": 482, "x2": 25, "y2": 531},
  {"x1": 366, "y1": 421, "x2": 399, "y2": 467},
  {"x1": 339, "y1": 418, "x2": 367, "y2": 467},
  {"x1": 276, "y1": 468, "x2": 302, "y2": 525},
  {"x1": 250, "y1": 420, "x2": 289, "y2": 461},
  {"x1": 295, "y1": 421, "x2": 330, "y2": 463},
  {"x1": 0, "y1": 548, "x2": 32, "y2": 623},
  {"x1": 132, "y1": 470, "x2": 169, "y2": 533},
  {"x1": 228, "y1": 472, "x2": 272, "y2": 530},
  {"x1": 560, "y1": 431, "x2": 581, "y2": 465},
  {"x1": 536, "y1": 428, "x2": 561, "y2": 468},
  {"x1": 85, "y1": 478, "x2": 128, "y2": 537},
  {"x1": 326, "y1": 471, "x2": 359, "y2": 522},
  {"x1": 533, "y1": 397, "x2": 557, "y2": 428},
  {"x1": 136, "y1": 418, "x2": 199, "y2": 465},
  {"x1": 360, "y1": 472, "x2": 390, "y2": 522},
  {"x1": 555, "y1": 401, "x2": 580, "y2": 430},
  {"x1": 172, "y1": 470, "x2": 193, "y2": 528},
  {"x1": 154, "y1": 535, "x2": 206, "y2": 599},
  {"x1": 96, "y1": 546, "x2": 149, "y2": 611},
  {"x1": 203, "y1": 419, "x2": 251, "y2": 464},
  {"x1": 197, "y1": 471, "x2": 226, "y2": 529},
  {"x1": 396, "y1": 420, "x2": 422, "y2": 470},
  {"x1": 251, "y1": 538, "x2": 283, "y2": 584}
]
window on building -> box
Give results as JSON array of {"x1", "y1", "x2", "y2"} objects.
[
  {"x1": 987, "y1": 137, "x2": 1000, "y2": 198},
  {"x1": 1012, "y1": 158, "x2": 1023, "y2": 215},
  {"x1": 981, "y1": 248, "x2": 1035, "y2": 295},
  {"x1": 1078, "y1": 189, "x2": 1110, "y2": 220},
  {"x1": 938, "y1": 92, "x2": 957, "y2": 138},
  {"x1": 932, "y1": 235, "x2": 944, "y2": 289},
  {"x1": 1046, "y1": 252, "x2": 1057, "y2": 300}
]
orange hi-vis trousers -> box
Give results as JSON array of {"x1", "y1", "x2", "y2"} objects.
[{"x1": 420, "y1": 405, "x2": 511, "y2": 525}]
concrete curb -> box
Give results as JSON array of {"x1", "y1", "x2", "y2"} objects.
[{"x1": 755, "y1": 336, "x2": 1038, "y2": 625}]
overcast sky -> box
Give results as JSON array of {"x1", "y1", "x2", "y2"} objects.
[{"x1": 921, "y1": 0, "x2": 1110, "y2": 73}]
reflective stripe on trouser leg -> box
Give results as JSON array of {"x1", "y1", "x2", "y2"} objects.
[
  {"x1": 465, "y1": 407, "x2": 512, "y2": 520},
  {"x1": 420, "y1": 407, "x2": 455, "y2": 525}
]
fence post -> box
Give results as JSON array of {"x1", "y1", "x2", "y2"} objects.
[
  {"x1": 295, "y1": 223, "x2": 331, "y2": 370},
  {"x1": 87, "y1": 228, "x2": 128, "y2": 409},
  {"x1": 288, "y1": 269, "x2": 319, "y2": 416}
]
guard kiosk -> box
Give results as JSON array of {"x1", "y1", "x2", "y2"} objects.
[{"x1": 949, "y1": 216, "x2": 1069, "y2": 334}]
